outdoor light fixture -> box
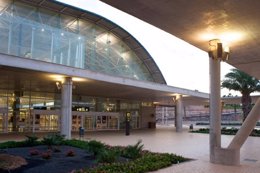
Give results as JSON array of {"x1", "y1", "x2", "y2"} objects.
[
  {"x1": 208, "y1": 39, "x2": 230, "y2": 61},
  {"x1": 172, "y1": 97, "x2": 176, "y2": 103},
  {"x1": 56, "y1": 81, "x2": 76, "y2": 90},
  {"x1": 56, "y1": 81, "x2": 61, "y2": 90}
]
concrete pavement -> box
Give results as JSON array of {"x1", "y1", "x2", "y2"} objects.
[{"x1": 1, "y1": 125, "x2": 260, "y2": 173}]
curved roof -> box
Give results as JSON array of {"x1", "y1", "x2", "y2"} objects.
[{"x1": 19, "y1": 0, "x2": 166, "y2": 84}]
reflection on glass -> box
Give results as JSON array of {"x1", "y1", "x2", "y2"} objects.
[{"x1": 0, "y1": 1, "x2": 153, "y2": 82}]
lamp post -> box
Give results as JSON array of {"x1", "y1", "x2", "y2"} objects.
[{"x1": 208, "y1": 39, "x2": 229, "y2": 163}]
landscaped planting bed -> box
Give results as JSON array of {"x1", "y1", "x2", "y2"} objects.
[
  {"x1": 0, "y1": 134, "x2": 189, "y2": 173},
  {"x1": 191, "y1": 127, "x2": 260, "y2": 137}
]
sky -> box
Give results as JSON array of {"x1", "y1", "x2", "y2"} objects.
[{"x1": 57, "y1": 0, "x2": 239, "y2": 96}]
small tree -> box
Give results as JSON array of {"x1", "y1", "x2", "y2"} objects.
[{"x1": 222, "y1": 68, "x2": 260, "y2": 121}]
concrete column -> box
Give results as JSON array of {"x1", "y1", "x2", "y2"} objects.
[
  {"x1": 174, "y1": 105, "x2": 177, "y2": 127},
  {"x1": 3, "y1": 111, "x2": 8, "y2": 133},
  {"x1": 228, "y1": 98, "x2": 260, "y2": 149},
  {"x1": 61, "y1": 77, "x2": 73, "y2": 139},
  {"x1": 209, "y1": 58, "x2": 222, "y2": 163},
  {"x1": 176, "y1": 95, "x2": 183, "y2": 132}
]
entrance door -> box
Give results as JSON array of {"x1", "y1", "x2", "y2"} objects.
[
  {"x1": 84, "y1": 116, "x2": 93, "y2": 130},
  {"x1": 72, "y1": 115, "x2": 82, "y2": 131},
  {"x1": 107, "y1": 116, "x2": 119, "y2": 129},
  {"x1": 39, "y1": 115, "x2": 59, "y2": 131},
  {"x1": 31, "y1": 110, "x2": 60, "y2": 132},
  {"x1": 96, "y1": 115, "x2": 107, "y2": 129}
]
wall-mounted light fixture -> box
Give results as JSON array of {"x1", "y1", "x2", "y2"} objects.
[
  {"x1": 208, "y1": 39, "x2": 230, "y2": 61},
  {"x1": 56, "y1": 81, "x2": 76, "y2": 90},
  {"x1": 172, "y1": 97, "x2": 176, "y2": 103},
  {"x1": 56, "y1": 81, "x2": 61, "y2": 90}
]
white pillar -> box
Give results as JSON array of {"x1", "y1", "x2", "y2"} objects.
[
  {"x1": 209, "y1": 58, "x2": 222, "y2": 163},
  {"x1": 61, "y1": 77, "x2": 72, "y2": 139},
  {"x1": 176, "y1": 95, "x2": 183, "y2": 132}
]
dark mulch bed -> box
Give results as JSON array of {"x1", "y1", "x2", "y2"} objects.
[{"x1": 0, "y1": 145, "x2": 95, "y2": 173}]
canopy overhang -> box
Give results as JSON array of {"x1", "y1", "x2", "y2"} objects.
[
  {"x1": 0, "y1": 54, "x2": 209, "y2": 106},
  {"x1": 100, "y1": 0, "x2": 260, "y2": 79}
]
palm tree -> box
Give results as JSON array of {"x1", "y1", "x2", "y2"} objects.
[{"x1": 222, "y1": 68, "x2": 260, "y2": 121}]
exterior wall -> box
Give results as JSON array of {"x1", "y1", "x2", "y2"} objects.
[{"x1": 140, "y1": 106, "x2": 156, "y2": 128}]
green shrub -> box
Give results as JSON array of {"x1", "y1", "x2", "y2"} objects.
[
  {"x1": 0, "y1": 141, "x2": 25, "y2": 149},
  {"x1": 24, "y1": 135, "x2": 40, "y2": 146},
  {"x1": 42, "y1": 135, "x2": 55, "y2": 148},
  {"x1": 63, "y1": 139, "x2": 89, "y2": 149},
  {"x1": 97, "y1": 149, "x2": 119, "y2": 163},
  {"x1": 52, "y1": 133, "x2": 65, "y2": 145},
  {"x1": 122, "y1": 139, "x2": 144, "y2": 159},
  {"x1": 42, "y1": 133, "x2": 65, "y2": 149},
  {"x1": 83, "y1": 152, "x2": 189, "y2": 173},
  {"x1": 86, "y1": 140, "x2": 105, "y2": 156}
]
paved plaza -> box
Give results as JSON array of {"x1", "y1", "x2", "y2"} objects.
[
  {"x1": 83, "y1": 125, "x2": 260, "y2": 173},
  {"x1": 1, "y1": 125, "x2": 260, "y2": 173}
]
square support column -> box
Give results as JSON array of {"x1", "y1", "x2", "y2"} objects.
[
  {"x1": 209, "y1": 57, "x2": 222, "y2": 163},
  {"x1": 176, "y1": 95, "x2": 183, "y2": 132},
  {"x1": 61, "y1": 77, "x2": 73, "y2": 139},
  {"x1": 208, "y1": 39, "x2": 239, "y2": 165}
]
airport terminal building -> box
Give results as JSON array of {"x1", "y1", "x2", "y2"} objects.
[{"x1": 0, "y1": 0, "x2": 208, "y2": 138}]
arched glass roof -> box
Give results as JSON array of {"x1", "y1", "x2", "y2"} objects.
[{"x1": 0, "y1": 0, "x2": 166, "y2": 84}]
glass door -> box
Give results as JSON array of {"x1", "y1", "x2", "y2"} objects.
[
  {"x1": 47, "y1": 115, "x2": 59, "y2": 131},
  {"x1": 107, "y1": 116, "x2": 119, "y2": 129},
  {"x1": 39, "y1": 114, "x2": 59, "y2": 131},
  {"x1": 84, "y1": 116, "x2": 93, "y2": 130},
  {"x1": 72, "y1": 115, "x2": 82, "y2": 131},
  {"x1": 0, "y1": 112, "x2": 8, "y2": 133},
  {"x1": 96, "y1": 115, "x2": 107, "y2": 129}
]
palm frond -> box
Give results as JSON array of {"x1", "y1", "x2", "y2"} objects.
[{"x1": 222, "y1": 68, "x2": 260, "y2": 94}]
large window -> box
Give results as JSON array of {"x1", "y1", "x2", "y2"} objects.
[{"x1": 0, "y1": 1, "x2": 153, "y2": 81}]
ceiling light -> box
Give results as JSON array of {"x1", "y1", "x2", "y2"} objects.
[{"x1": 208, "y1": 39, "x2": 229, "y2": 61}]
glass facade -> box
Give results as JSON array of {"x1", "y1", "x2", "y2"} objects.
[
  {"x1": 0, "y1": 89, "x2": 59, "y2": 132},
  {"x1": 0, "y1": 88, "x2": 141, "y2": 132},
  {"x1": 0, "y1": 1, "x2": 158, "y2": 133},
  {"x1": 0, "y1": 0, "x2": 153, "y2": 81}
]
